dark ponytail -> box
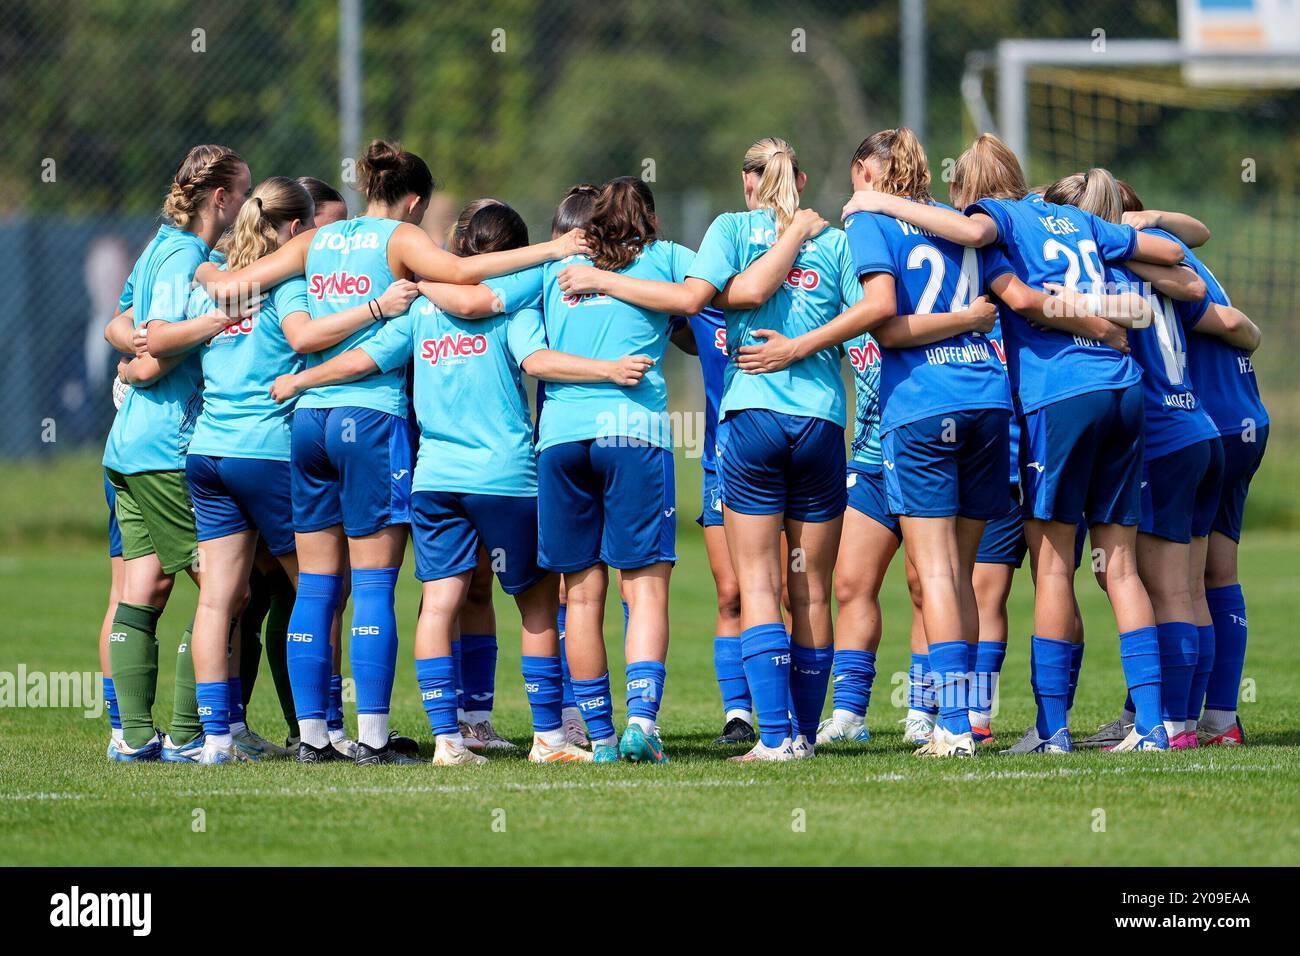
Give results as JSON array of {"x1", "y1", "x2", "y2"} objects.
[
  {"x1": 448, "y1": 198, "x2": 529, "y2": 256},
  {"x1": 585, "y1": 176, "x2": 658, "y2": 271},
  {"x1": 551, "y1": 183, "x2": 599, "y2": 238},
  {"x1": 355, "y1": 139, "x2": 434, "y2": 206}
]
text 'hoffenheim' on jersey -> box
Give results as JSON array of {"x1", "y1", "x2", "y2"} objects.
[
  {"x1": 534, "y1": 240, "x2": 693, "y2": 453},
  {"x1": 689, "y1": 208, "x2": 860, "y2": 428},
  {"x1": 103, "y1": 224, "x2": 208, "y2": 475},
  {"x1": 361, "y1": 297, "x2": 548, "y2": 496},
  {"x1": 1145, "y1": 227, "x2": 1269, "y2": 438},
  {"x1": 969, "y1": 194, "x2": 1140, "y2": 413},
  {"x1": 298, "y1": 216, "x2": 407, "y2": 417},
  {"x1": 845, "y1": 203, "x2": 1013, "y2": 435},
  {"x1": 187, "y1": 270, "x2": 307, "y2": 462},
  {"x1": 687, "y1": 306, "x2": 727, "y2": 470}
]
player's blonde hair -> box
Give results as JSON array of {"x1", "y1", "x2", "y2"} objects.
[
  {"x1": 743, "y1": 137, "x2": 801, "y2": 238},
  {"x1": 162, "y1": 144, "x2": 245, "y2": 229},
  {"x1": 852, "y1": 127, "x2": 932, "y2": 203},
  {"x1": 1043, "y1": 168, "x2": 1124, "y2": 225},
  {"x1": 949, "y1": 133, "x2": 1028, "y2": 210},
  {"x1": 220, "y1": 177, "x2": 314, "y2": 271}
]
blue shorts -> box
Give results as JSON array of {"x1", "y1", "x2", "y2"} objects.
[
  {"x1": 976, "y1": 489, "x2": 1026, "y2": 567},
  {"x1": 846, "y1": 462, "x2": 901, "y2": 539},
  {"x1": 697, "y1": 465, "x2": 724, "y2": 528},
  {"x1": 186, "y1": 454, "x2": 296, "y2": 555},
  {"x1": 716, "y1": 409, "x2": 846, "y2": 522},
  {"x1": 1021, "y1": 383, "x2": 1144, "y2": 526},
  {"x1": 882, "y1": 408, "x2": 1010, "y2": 520},
  {"x1": 291, "y1": 406, "x2": 413, "y2": 538},
  {"x1": 411, "y1": 491, "x2": 547, "y2": 594},
  {"x1": 104, "y1": 469, "x2": 122, "y2": 559},
  {"x1": 537, "y1": 439, "x2": 676, "y2": 572},
  {"x1": 1139, "y1": 437, "x2": 1225, "y2": 544},
  {"x1": 1214, "y1": 425, "x2": 1268, "y2": 542}
]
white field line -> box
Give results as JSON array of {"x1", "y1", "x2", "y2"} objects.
[{"x1": 0, "y1": 759, "x2": 1281, "y2": 804}]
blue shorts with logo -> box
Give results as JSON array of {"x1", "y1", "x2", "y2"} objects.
[
  {"x1": 186, "y1": 454, "x2": 296, "y2": 555},
  {"x1": 411, "y1": 491, "x2": 546, "y2": 594},
  {"x1": 291, "y1": 406, "x2": 413, "y2": 538},
  {"x1": 697, "y1": 464, "x2": 724, "y2": 528},
  {"x1": 882, "y1": 408, "x2": 1010, "y2": 521},
  {"x1": 1140, "y1": 436, "x2": 1225, "y2": 544},
  {"x1": 537, "y1": 438, "x2": 676, "y2": 572},
  {"x1": 104, "y1": 468, "x2": 122, "y2": 559},
  {"x1": 1021, "y1": 383, "x2": 1144, "y2": 526},
  {"x1": 716, "y1": 409, "x2": 846, "y2": 523},
  {"x1": 846, "y1": 462, "x2": 900, "y2": 540},
  {"x1": 1214, "y1": 425, "x2": 1268, "y2": 542},
  {"x1": 976, "y1": 489, "x2": 1027, "y2": 567}
]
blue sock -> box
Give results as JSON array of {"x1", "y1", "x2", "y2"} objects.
[
  {"x1": 460, "y1": 633, "x2": 498, "y2": 714},
  {"x1": 521, "y1": 655, "x2": 564, "y2": 733},
  {"x1": 626, "y1": 660, "x2": 666, "y2": 726},
  {"x1": 909, "y1": 652, "x2": 937, "y2": 714},
  {"x1": 1205, "y1": 584, "x2": 1246, "y2": 712},
  {"x1": 970, "y1": 641, "x2": 1007, "y2": 718},
  {"x1": 713, "y1": 636, "x2": 751, "y2": 718},
  {"x1": 451, "y1": 638, "x2": 463, "y2": 711},
  {"x1": 831, "y1": 649, "x2": 876, "y2": 718},
  {"x1": 622, "y1": 600, "x2": 629, "y2": 637},
  {"x1": 286, "y1": 572, "x2": 340, "y2": 722},
  {"x1": 414, "y1": 656, "x2": 458, "y2": 736},
  {"x1": 1119, "y1": 626, "x2": 1162, "y2": 735},
  {"x1": 929, "y1": 641, "x2": 972, "y2": 736},
  {"x1": 103, "y1": 676, "x2": 121, "y2": 731},
  {"x1": 349, "y1": 568, "x2": 400, "y2": 719},
  {"x1": 789, "y1": 643, "x2": 833, "y2": 740},
  {"x1": 1030, "y1": 636, "x2": 1071, "y2": 737},
  {"x1": 227, "y1": 676, "x2": 245, "y2": 725},
  {"x1": 1067, "y1": 642, "x2": 1085, "y2": 714},
  {"x1": 571, "y1": 674, "x2": 616, "y2": 742},
  {"x1": 327, "y1": 673, "x2": 344, "y2": 732},
  {"x1": 1188, "y1": 624, "x2": 1215, "y2": 721},
  {"x1": 740, "y1": 622, "x2": 792, "y2": 747},
  {"x1": 196, "y1": 680, "x2": 230, "y2": 739},
  {"x1": 1157, "y1": 621, "x2": 1197, "y2": 725},
  {"x1": 558, "y1": 634, "x2": 577, "y2": 710}
]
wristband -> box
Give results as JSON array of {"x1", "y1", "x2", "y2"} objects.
[{"x1": 369, "y1": 299, "x2": 381, "y2": 320}]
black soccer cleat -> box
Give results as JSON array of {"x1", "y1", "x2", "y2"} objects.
[
  {"x1": 354, "y1": 741, "x2": 424, "y2": 766},
  {"x1": 713, "y1": 717, "x2": 757, "y2": 746},
  {"x1": 296, "y1": 739, "x2": 349, "y2": 763},
  {"x1": 387, "y1": 731, "x2": 420, "y2": 757}
]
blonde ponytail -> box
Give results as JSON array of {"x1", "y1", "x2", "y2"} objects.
[
  {"x1": 743, "y1": 137, "x2": 801, "y2": 238},
  {"x1": 219, "y1": 177, "x2": 313, "y2": 271},
  {"x1": 851, "y1": 127, "x2": 932, "y2": 202},
  {"x1": 1042, "y1": 167, "x2": 1123, "y2": 224}
]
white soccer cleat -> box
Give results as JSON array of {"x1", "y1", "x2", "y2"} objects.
[
  {"x1": 917, "y1": 725, "x2": 976, "y2": 758},
  {"x1": 728, "y1": 738, "x2": 795, "y2": 762},
  {"x1": 199, "y1": 739, "x2": 254, "y2": 764},
  {"x1": 527, "y1": 735, "x2": 594, "y2": 764},
  {"x1": 816, "y1": 714, "x2": 871, "y2": 745},
  {"x1": 433, "y1": 736, "x2": 488, "y2": 766},
  {"x1": 901, "y1": 711, "x2": 936, "y2": 746},
  {"x1": 791, "y1": 734, "x2": 816, "y2": 759}
]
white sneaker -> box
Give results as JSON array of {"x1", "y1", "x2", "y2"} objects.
[
  {"x1": 918, "y1": 725, "x2": 976, "y2": 758},
  {"x1": 199, "y1": 740, "x2": 254, "y2": 764},
  {"x1": 461, "y1": 718, "x2": 517, "y2": 751},
  {"x1": 433, "y1": 736, "x2": 488, "y2": 766},
  {"x1": 527, "y1": 734, "x2": 593, "y2": 764},
  {"x1": 562, "y1": 714, "x2": 589, "y2": 748},
  {"x1": 791, "y1": 734, "x2": 816, "y2": 759},
  {"x1": 232, "y1": 723, "x2": 290, "y2": 760},
  {"x1": 816, "y1": 713, "x2": 870, "y2": 745},
  {"x1": 728, "y1": 738, "x2": 795, "y2": 762},
  {"x1": 901, "y1": 711, "x2": 936, "y2": 746}
]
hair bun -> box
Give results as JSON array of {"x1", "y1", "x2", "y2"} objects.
[{"x1": 363, "y1": 139, "x2": 401, "y2": 171}]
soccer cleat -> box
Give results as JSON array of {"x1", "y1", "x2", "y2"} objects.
[
  {"x1": 1077, "y1": 717, "x2": 1133, "y2": 749},
  {"x1": 999, "y1": 726, "x2": 1046, "y2": 755},
  {"x1": 791, "y1": 734, "x2": 816, "y2": 759},
  {"x1": 462, "y1": 718, "x2": 517, "y2": 751},
  {"x1": 970, "y1": 725, "x2": 994, "y2": 745},
  {"x1": 161, "y1": 734, "x2": 203, "y2": 763},
  {"x1": 562, "y1": 714, "x2": 589, "y2": 748},
  {"x1": 330, "y1": 735, "x2": 359, "y2": 760},
  {"x1": 815, "y1": 714, "x2": 870, "y2": 745},
  {"x1": 387, "y1": 732, "x2": 420, "y2": 757},
  {"x1": 728, "y1": 739, "x2": 795, "y2": 762},
  {"x1": 431, "y1": 737, "x2": 487, "y2": 766},
  {"x1": 917, "y1": 726, "x2": 976, "y2": 758},
  {"x1": 527, "y1": 735, "x2": 594, "y2": 764},
  {"x1": 284, "y1": 734, "x2": 301, "y2": 757},
  {"x1": 1106, "y1": 724, "x2": 1171, "y2": 752},
  {"x1": 199, "y1": 740, "x2": 255, "y2": 764},
  {"x1": 591, "y1": 743, "x2": 621, "y2": 763},
  {"x1": 1197, "y1": 716, "x2": 1244, "y2": 747},
  {"x1": 1026, "y1": 728, "x2": 1072, "y2": 754},
  {"x1": 232, "y1": 724, "x2": 290, "y2": 760},
  {"x1": 619, "y1": 723, "x2": 669, "y2": 764},
  {"x1": 109, "y1": 732, "x2": 163, "y2": 763},
  {"x1": 297, "y1": 739, "x2": 350, "y2": 763},
  {"x1": 713, "y1": 716, "x2": 757, "y2": 746},
  {"x1": 901, "y1": 711, "x2": 936, "y2": 746},
  {"x1": 355, "y1": 741, "x2": 424, "y2": 766},
  {"x1": 1169, "y1": 730, "x2": 1199, "y2": 750}
]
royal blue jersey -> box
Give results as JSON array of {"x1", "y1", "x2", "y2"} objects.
[
  {"x1": 689, "y1": 209, "x2": 859, "y2": 427},
  {"x1": 1145, "y1": 228, "x2": 1269, "y2": 438},
  {"x1": 1108, "y1": 262, "x2": 1218, "y2": 461},
  {"x1": 103, "y1": 224, "x2": 208, "y2": 474},
  {"x1": 988, "y1": 318, "x2": 1020, "y2": 485},
  {"x1": 687, "y1": 306, "x2": 728, "y2": 470},
  {"x1": 845, "y1": 203, "x2": 1013, "y2": 434},
  {"x1": 845, "y1": 332, "x2": 882, "y2": 467},
  {"x1": 298, "y1": 216, "x2": 406, "y2": 416},
  {"x1": 968, "y1": 194, "x2": 1141, "y2": 412}
]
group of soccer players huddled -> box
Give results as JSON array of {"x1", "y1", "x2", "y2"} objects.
[{"x1": 97, "y1": 127, "x2": 1266, "y2": 766}]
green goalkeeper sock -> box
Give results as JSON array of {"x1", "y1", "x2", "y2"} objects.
[
  {"x1": 264, "y1": 569, "x2": 298, "y2": 738},
  {"x1": 108, "y1": 603, "x2": 162, "y2": 750},
  {"x1": 240, "y1": 571, "x2": 271, "y2": 706},
  {"x1": 169, "y1": 621, "x2": 202, "y2": 745}
]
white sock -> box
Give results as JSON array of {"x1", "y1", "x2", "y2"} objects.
[
  {"x1": 1202, "y1": 707, "x2": 1236, "y2": 730},
  {"x1": 832, "y1": 708, "x2": 864, "y2": 727},
  {"x1": 463, "y1": 710, "x2": 490, "y2": 725},
  {"x1": 299, "y1": 718, "x2": 329, "y2": 749},
  {"x1": 1163, "y1": 719, "x2": 1183, "y2": 738},
  {"x1": 357, "y1": 713, "x2": 389, "y2": 749},
  {"x1": 724, "y1": 708, "x2": 754, "y2": 725},
  {"x1": 328, "y1": 727, "x2": 347, "y2": 743},
  {"x1": 437, "y1": 731, "x2": 465, "y2": 748},
  {"x1": 628, "y1": 716, "x2": 656, "y2": 734},
  {"x1": 537, "y1": 727, "x2": 567, "y2": 747},
  {"x1": 969, "y1": 710, "x2": 992, "y2": 730},
  {"x1": 207, "y1": 733, "x2": 233, "y2": 749},
  {"x1": 593, "y1": 734, "x2": 618, "y2": 748},
  {"x1": 111, "y1": 728, "x2": 124, "y2": 744},
  {"x1": 906, "y1": 708, "x2": 936, "y2": 724},
  {"x1": 561, "y1": 706, "x2": 583, "y2": 724}
]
